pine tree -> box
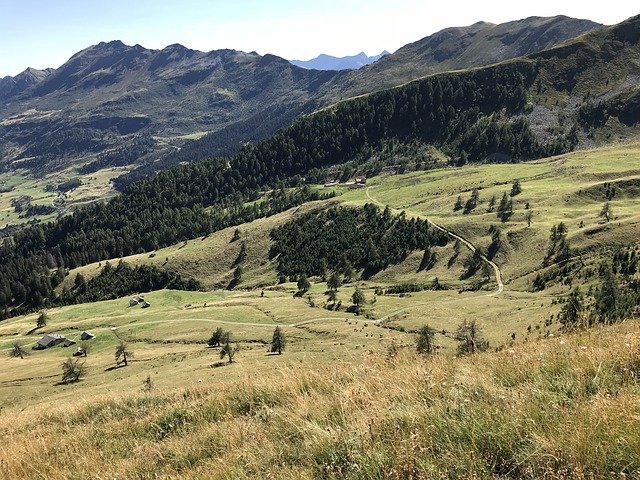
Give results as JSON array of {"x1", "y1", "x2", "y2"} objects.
[
  {"x1": 559, "y1": 287, "x2": 585, "y2": 329},
  {"x1": 596, "y1": 263, "x2": 620, "y2": 322},
  {"x1": 351, "y1": 287, "x2": 366, "y2": 312},
  {"x1": 270, "y1": 326, "x2": 286, "y2": 354},
  {"x1": 327, "y1": 272, "x2": 342, "y2": 291},
  {"x1": 208, "y1": 327, "x2": 224, "y2": 347},
  {"x1": 297, "y1": 275, "x2": 311, "y2": 293},
  {"x1": 416, "y1": 325, "x2": 436, "y2": 355},
  {"x1": 9, "y1": 343, "x2": 28, "y2": 359},
  {"x1": 510, "y1": 179, "x2": 522, "y2": 196},
  {"x1": 453, "y1": 195, "x2": 463, "y2": 212}
]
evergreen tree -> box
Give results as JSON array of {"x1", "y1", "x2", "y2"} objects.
[
  {"x1": 596, "y1": 263, "x2": 620, "y2": 322},
  {"x1": 327, "y1": 272, "x2": 343, "y2": 291},
  {"x1": 510, "y1": 179, "x2": 522, "y2": 196},
  {"x1": 270, "y1": 326, "x2": 286, "y2": 354},
  {"x1": 559, "y1": 287, "x2": 585, "y2": 329},
  {"x1": 36, "y1": 311, "x2": 48, "y2": 329},
  {"x1": 297, "y1": 275, "x2": 311, "y2": 293},
  {"x1": 351, "y1": 287, "x2": 366, "y2": 312},
  {"x1": 220, "y1": 339, "x2": 238, "y2": 363},
  {"x1": 453, "y1": 195, "x2": 463, "y2": 212},
  {"x1": 208, "y1": 327, "x2": 224, "y2": 347},
  {"x1": 600, "y1": 202, "x2": 613, "y2": 222},
  {"x1": 416, "y1": 325, "x2": 437, "y2": 355},
  {"x1": 486, "y1": 195, "x2": 496, "y2": 213}
]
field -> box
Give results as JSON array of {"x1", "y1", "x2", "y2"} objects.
[
  {"x1": 0, "y1": 165, "x2": 129, "y2": 229},
  {"x1": 1, "y1": 143, "x2": 639, "y2": 478}
]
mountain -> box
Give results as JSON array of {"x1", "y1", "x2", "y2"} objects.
[
  {"x1": 0, "y1": 67, "x2": 53, "y2": 101},
  {"x1": 326, "y1": 15, "x2": 602, "y2": 99},
  {"x1": 137, "y1": 15, "x2": 602, "y2": 186},
  {"x1": 0, "y1": 15, "x2": 603, "y2": 183},
  {"x1": 0, "y1": 41, "x2": 342, "y2": 173},
  {"x1": 290, "y1": 51, "x2": 389, "y2": 70}
]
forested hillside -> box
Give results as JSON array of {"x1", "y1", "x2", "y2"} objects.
[{"x1": 270, "y1": 204, "x2": 448, "y2": 279}]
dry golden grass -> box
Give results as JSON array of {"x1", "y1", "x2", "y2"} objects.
[{"x1": 1, "y1": 318, "x2": 638, "y2": 479}]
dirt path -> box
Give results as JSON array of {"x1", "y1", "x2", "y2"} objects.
[{"x1": 366, "y1": 186, "x2": 504, "y2": 296}]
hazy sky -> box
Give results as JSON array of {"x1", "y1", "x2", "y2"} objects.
[{"x1": 0, "y1": 0, "x2": 638, "y2": 77}]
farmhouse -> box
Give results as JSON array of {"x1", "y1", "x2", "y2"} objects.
[
  {"x1": 33, "y1": 333, "x2": 66, "y2": 350},
  {"x1": 354, "y1": 176, "x2": 367, "y2": 185},
  {"x1": 80, "y1": 331, "x2": 95, "y2": 340}
]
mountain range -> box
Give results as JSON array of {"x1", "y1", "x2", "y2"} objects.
[
  {"x1": 0, "y1": 15, "x2": 603, "y2": 183},
  {"x1": 290, "y1": 51, "x2": 389, "y2": 70}
]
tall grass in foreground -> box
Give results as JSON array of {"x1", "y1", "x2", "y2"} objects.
[{"x1": 1, "y1": 319, "x2": 639, "y2": 479}]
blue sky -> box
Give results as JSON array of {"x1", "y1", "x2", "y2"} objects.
[{"x1": 0, "y1": 0, "x2": 638, "y2": 76}]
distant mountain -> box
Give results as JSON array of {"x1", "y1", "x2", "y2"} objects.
[
  {"x1": 0, "y1": 67, "x2": 53, "y2": 101},
  {"x1": 325, "y1": 15, "x2": 602, "y2": 99},
  {"x1": 290, "y1": 51, "x2": 389, "y2": 70},
  {"x1": 0, "y1": 41, "x2": 341, "y2": 173}
]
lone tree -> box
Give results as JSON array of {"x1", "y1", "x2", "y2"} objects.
[
  {"x1": 36, "y1": 311, "x2": 48, "y2": 329},
  {"x1": 270, "y1": 326, "x2": 286, "y2": 354},
  {"x1": 327, "y1": 272, "x2": 343, "y2": 291},
  {"x1": 497, "y1": 192, "x2": 513, "y2": 222},
  {"x1": 600, "y1": 202, "x2": 613, "y2": 222},
  {"x1": 525, "y1": 209, "x2": 533, "y2": 228},
  {"x1": 486, "y1": 195, "x2": 496, "y2": 213},
  {"x1": 455, "y1": 320, "x2": 488, "y2": 355},
  {"x1": 416, "y1": 325, "x2": 437, "y2": 355},
  {"x1": 61, "y1": 358, "x2": 85, "y2": 383},
  {"x1": 596, "y1": 263, "x2": 620, "y2": 322},
  {"x1": 9, "y1": 343, "x2": 29, "y2": 359},
  {"x1": 511, "y1": 179, "x2": 522, "y2": 196},
  {"x1": 297, "y1": 275, "x2": 311, "y2": 293},
  {"x1": 463, "y1": 189, "x2": 480, "y2": 214},
  {"x1": 327, "y1": 289, "x2": 338, "y2": 306},
  {"x1": 453, "y1": 195, "x2": 463, "y2": 212},
  {"x1": 208, "y1": 327, "x2": 225, "y2": 347},
  {"x1": 115, "y1": 342, "x2": 133, "y2": 367},
  {"x1": 351, "y1": 287, "x2": 366, "y2": 313},
  {"x1": 220, "y1": 338, "x2": 238, "y2": 364}
]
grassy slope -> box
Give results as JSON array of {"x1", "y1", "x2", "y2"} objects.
[
  {"x1": 1, "y1": 142, "x2": 639, "y2": 477},
  {"x1": 1, "y1": 317, "x2": 638, "y2": 479}
]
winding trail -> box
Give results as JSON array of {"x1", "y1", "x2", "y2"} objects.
[{"x1": 366, "y1": 186, "x2": 504, "y2": 296}]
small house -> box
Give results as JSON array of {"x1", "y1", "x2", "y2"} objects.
[
  {"x1": 354, "y1": 176, "x2": 367, "y2": 185},
  {"x1": 33, "y1": 333, "x2": 66, "y2": 350},
  {"x1": 129, "y1": 298, "x2": 139, "y2": 307},
  {"x1": 63, "y1": 338, "x2": 76, "y2": 347},
  {"x1": 73, "y1": 347, "x2": 87, "y2": 357},
  {"x1": 80, "y1": 331, "x2": 95, "y2": 340},
  {"x1": 141, "y1": 300, "x2": 151, "y2": 309},
  {"x1": 324, "y1": 178, "x2": 339, "y2": 187}
]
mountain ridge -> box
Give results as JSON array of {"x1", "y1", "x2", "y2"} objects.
[
  {"x1": 0, "y1": 15, "x2": 604, "y2": 183},
  {"x1": 290, "y1": 51, "x2": 390, "y2": 70}
]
